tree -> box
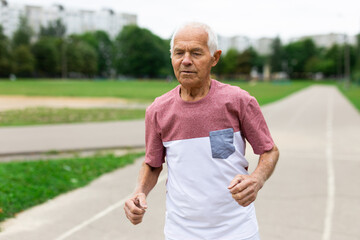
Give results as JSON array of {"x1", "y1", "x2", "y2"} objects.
[
  {"x1": 39, "y1": 19, "x2": 67, "y2": 78},
  {"x1": 78, "y1": 41, "x2": 97, "y2": 77},
  {"x1": 212, "y1": 55, "x2": 225, "y2": 79},
  {"x1": 353, "y1": 34, "x2": 360, "y2": 82},
  {"x1": 270, "y1": 37, "x2": 285, "y2": 72},
  {"x1": 284, "y1": 38, "x2": 317, "y2": 78},
  {"x1": 161, "y1": 38, "x2": 173, "y2": 77},
  {"x1": 215, "y1": 47, "x2": 263, "y2": 79},
  {"x1": 304, "y1": 54, "x2": 334, "y2": 76},
  {"x1": 66, "y1": 36, "x2": 98, "y2": 77},
  {"x1": 324, "y1": 44, "x2": 342, "y2": 77},
  {"x1": 12, "y1": 45, "x2": 35, "y2": 77},
  {"x1": 114, "y1": 25, "x2": 171, "y2": 78},
  {"x1": 32, "y1": 37, "x2": 59, "y2": 77},
  {"x1": 247, "y1": 47, "x2": 264, "y2": 72},
  {"x1": 222, "y1": 48, "x2": 239, "y2": 77},
  {"x1": 355, "y1": 34, "x2": 360, "y2": 70},
  {"x1": 65, "y1": 39, "x2": 83, "y2": 76},
  {"x1": 346, "y1": 44, "x2": 357, "y2": 80},
  {"x1": 322, "y1": 43, "x2": 356, "y2": 79},
  {"x1": 238, "y1": 48, "x2": 257, "y2": 77},
  {"x1": 12, "y1": 16, "x2": 33, "y2": 48},
  {"x1": 78, "y1": 31, "x2": 114, "y2": 77},
  {"x1": 0, "y1": 24, "x2": 12, "y2": 77},
  {"x1": 40, "y1": 19, "x2": 66, "y2": 38}
]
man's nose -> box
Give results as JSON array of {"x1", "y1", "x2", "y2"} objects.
[{"x1": 181, "y1": 53, "x2": 192, "y2": 66}]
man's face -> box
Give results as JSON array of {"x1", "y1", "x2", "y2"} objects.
[{"x1": 171, "y1": 27, "x2": 220, "y2": 89}]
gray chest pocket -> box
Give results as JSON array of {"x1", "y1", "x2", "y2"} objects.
[{"x1": 209, "y1": 128, "x2": 235, "y2": 159}]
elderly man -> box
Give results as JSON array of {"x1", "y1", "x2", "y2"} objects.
[{"x1": 124, "y1": 22, "x2": 279, "y2": 240}]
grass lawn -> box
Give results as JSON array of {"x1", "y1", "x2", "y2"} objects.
[
  {"x1": 0, "y1": 79, "x2": 179, "y2": 102},
  {"x1": 0, "y1": 79, "x2": 312, "y2": 103},
  {"x1": 0, "y1": 152, "x2": 144, "y2": 222},
  {"x1": 0, "y1": 107, "x2": 145, "y2": 127},
  {"x1": 0, "y1": 79, "x2": 316, "y2": 126},
  {"x1": 337, "y1": 83, "x2": 360, "y2": 112},
  {"x1": 229, "y1": 80, "x2": 313, "y2": 106}
]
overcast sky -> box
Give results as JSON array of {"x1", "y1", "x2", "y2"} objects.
[{"x1": 10, "y1": 0, "x2": 360, "y2": 40}]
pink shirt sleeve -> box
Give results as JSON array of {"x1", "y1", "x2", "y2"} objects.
[
  {"x1": 144, "y1": 106, "x2": 166, "y2": 168},
  {"x1": 240, "y1": 97, "x2": 274, "y2": 155}
]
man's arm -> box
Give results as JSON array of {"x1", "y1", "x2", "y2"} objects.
[
  {"x1": 228, "y1": 144, "x2": 279, "y2": 207},
  {"x1": 124, "y1": 161, "x2": 163, "y2": 225}
]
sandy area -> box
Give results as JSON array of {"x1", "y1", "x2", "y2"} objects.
[{"x1": 0, "y1": 95, "x2": 149, "y2": 111}]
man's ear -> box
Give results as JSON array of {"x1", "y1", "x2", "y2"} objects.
[{"x1": 211, "y1": 50, "x2": 222, "y2": 67}]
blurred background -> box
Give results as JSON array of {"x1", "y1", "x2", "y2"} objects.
[
  {"x1": 0, "y1": 0, "x2": 360, "y2": 82},
  {"x1": 0, "y1": 1, "x2": 359, "y2": 239}
]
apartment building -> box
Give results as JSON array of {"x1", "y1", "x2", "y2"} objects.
[
  {"x1": 218, "y1": 35, "x2": 272, "y2": 55},
  {"x1": 0, "y1": 1, "x2": 137, "y2": 38}
]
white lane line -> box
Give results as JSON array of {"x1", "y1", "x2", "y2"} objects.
[
  {"x1": 322, "y1": 91, "x2": 335, "y2": 240},
  {"x1": 54, "y1": 174, "x2": 168, "y2": 240}
]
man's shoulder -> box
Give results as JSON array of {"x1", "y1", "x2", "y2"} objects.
[
  {"x1": 146, "y1": 85, "x2": 178, "y2": 114},
  {"x1": 213, "y1": 80, "x2": 252, "y2": 102}
]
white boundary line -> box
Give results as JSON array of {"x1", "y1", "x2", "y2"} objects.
[
  {"x1": 55, "y1": 174, "x2": 168, "y2": 240},
  {"x1": 322, "y1": 91, "x2": 335, "y2": 240}
]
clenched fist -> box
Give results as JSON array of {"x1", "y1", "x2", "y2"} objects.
[
  {"x1": 228, "y1": 174, "x2": 264, "y2": 207},
  {"x1": 124, "y1": 193, "x2": 148, "y2": 225}
]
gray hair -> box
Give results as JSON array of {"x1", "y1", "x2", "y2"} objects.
[{"x1": 170, "y1": 22, "x2": 218, "y2": 58}]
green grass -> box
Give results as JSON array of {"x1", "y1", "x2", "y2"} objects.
[
  {"x1": 0, "y1": 79, "x2": 311, "y2": 104},
  {"x1": 0, "y1": 79, "x2": 314, "y2": 126},
  {"x1": 0, "y1": 79, "x2": 179, "y2": 102},
  {"x1": 0, "y1": 107, "x2": 145, "y2": 127},
  {"x1": 337, "y1": 83, "x2": 360, "y2": 112},
  {"x1": 228, "y1": 81, "x2": 312, "y2": 106},
  {"x1": 0, "y1": 152, "x2": 144, "y2": 222}
]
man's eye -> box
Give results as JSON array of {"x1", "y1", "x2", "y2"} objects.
[{"x1": 193, "y1": 52, "x2": 202, "y2": 56}]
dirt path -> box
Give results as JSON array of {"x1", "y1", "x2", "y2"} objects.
[{"x1": 0, "y1": 95, "x2": 149, "y2": 111}]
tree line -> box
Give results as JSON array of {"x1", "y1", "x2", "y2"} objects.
[
  {"x1": 0, "y1": 17, "x2": 360, "y2": 81},
  {"x1": 214, "y1": 36, "x2": 360, "y2": 81},
  {"x1": 0, "y1": 17, "x2": 171, "y2": 79}
]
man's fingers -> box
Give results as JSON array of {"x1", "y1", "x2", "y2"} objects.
[
  {"x1": 228, "y1": 175, "x2": 242, "y2": 189},
  {"x1": 231, "y1": 183, "x2": 258, "y2": 207},
  {"x1": 229, "y1": 178, "x2": 250, "y2": 194},
  {"x1": 125, "y1": 208, "x2": 143, "y2": 225},
  {"x1": 228, "y1": 174, "x2": 261, "y2": 207},
  {"x1": 232, "y1": 185, "x2": 254, "y2": 201},
  {"x1": 232, "y1": 180, "x2": 256, "y2": 195},
  {"x1": 232, "y1": 192, "x2": 256, "y2": 207},
  {"x1": 124, "y1": 197, "x2": 147, "y2": 225},
  {"x1": 125, "y1": 207, "x2": 144, "y2": 221},
  {"x1": 125, "y1": 199, "x2": 146, "y2": 215}
]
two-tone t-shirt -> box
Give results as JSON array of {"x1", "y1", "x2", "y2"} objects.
[{"x1": 145, "y1": 79, "x2": 274, "y2": 240}]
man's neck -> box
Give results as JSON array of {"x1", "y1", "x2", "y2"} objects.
[{"x1": 179, "y1": 79, "x2": 212, "y2": 102}]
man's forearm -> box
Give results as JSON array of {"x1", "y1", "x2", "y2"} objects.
[
  {"x1": 134, "y1": 161, "x2": 163, "y2": 196},
  {"x1": 125, "y1": 161, "x2": 162, "y2": 225},
  {"x1": 251, "y1": 145, "x2": 279, "y2": 187}
]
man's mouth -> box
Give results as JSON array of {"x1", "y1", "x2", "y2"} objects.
[{"x1": 181, "y1": 71, "x2": 196, "y2": 74}]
